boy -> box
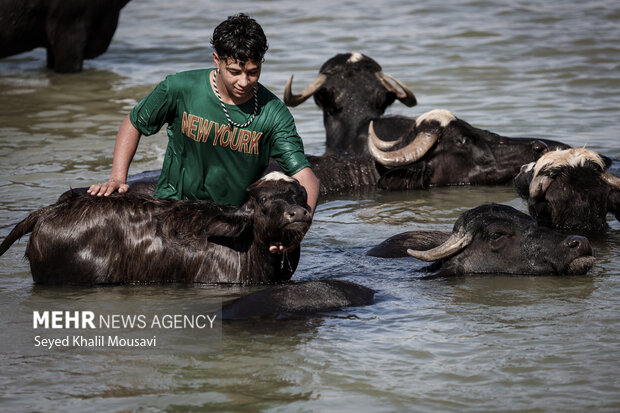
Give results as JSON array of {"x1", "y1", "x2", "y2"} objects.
[{"x1": 88, "y1": 13, "x2": 318, "y2": 252}]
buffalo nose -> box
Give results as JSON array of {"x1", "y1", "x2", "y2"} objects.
[
  {"x1": 564, "y1": 235, "x2": 592, "y2": 254},
  {"x1": 284, "y1": 206, "x2": 309, "y2": 222}
]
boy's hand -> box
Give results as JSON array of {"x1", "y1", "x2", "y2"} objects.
[{"x1": 87, "y1": 179, "x2": 129, "y2": 196}]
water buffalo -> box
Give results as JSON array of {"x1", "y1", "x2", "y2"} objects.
[
  {"x1": 284, "y1": 52, "x2": 570, "y2": 191},
  {"x1": 222, "y1": 280, "x2": 375, "y2": 319},
  {"x1": 284, "y1": 51, "x2": 417, "y2": 155},
  {"x1": 369, "y1": 108, "x2": 573, "y2": 189},
  {"x1": 0, "y1": 172, "x2": 312, "y2": 285},
  {"x1": 0, "y1": 0, "x2": 130, "y2": 73},
  {"x1": 514, "y1": 148, "x2": 620, "y2": 233},
  {"x1": 367, "y1": 203, "x2": 596, "y2": 276}
]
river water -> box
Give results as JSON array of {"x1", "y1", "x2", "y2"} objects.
[{"x1": 1, "y1": 1, "x2": 619, "y2": 411}]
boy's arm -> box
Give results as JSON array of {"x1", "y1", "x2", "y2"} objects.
[
  {"x1": 88, "y1": 114, "x2": 142, "y2": 196},
  {"x1": 292, "y1": 167, "x2": 319, "y2": 216}
]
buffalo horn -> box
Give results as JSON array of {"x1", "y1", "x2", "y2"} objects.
[
  {"x1": 368, "y1": 121, "x2": 407, "y2": 150},
  {"x1": 375, "y1": 72, "x2": 417, "y2": 107},
  {"x1": 284, "y1": 74, "x2": 327, "y2": 107},
  {"x1": 407, "y1": 230, "x2": 472, "y2": 262},
  {"x1": 602, "y1": 170, "x2": 620, "y2": 189},
  {"x1": 529, "y1": 174, "x2": 554, "y2": 199},
  {"x1": 368, "y1": 121, "x2": 439, "y2": 167}
]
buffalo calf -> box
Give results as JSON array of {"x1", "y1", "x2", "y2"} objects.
[{"x1": 0, "y1": 172, "x2": 312, "y2": 285}]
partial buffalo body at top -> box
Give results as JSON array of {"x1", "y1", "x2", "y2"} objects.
[
  {"x1": 0, "y1": 172, "x2": 312, "y2": 285},
  {"x1": 367, "y1": 203, "x2": 596, "y2": 276},
  {"x1": 0, "y1": 0, "x2": 130, "y2": 73},
  {"x1": 514, "y1": 148, "x2": 620, "y2": 234},
  {"x1": 284, "y1": 52, "x2": 570, "y2": 193}
]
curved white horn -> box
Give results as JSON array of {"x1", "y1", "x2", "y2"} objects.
[
  {"x1": 368, "y1": 121, "x2": 409, "y2": 150},
  {"x1": 375, "y1": 72, "x2": 417, "y2": 107},
  {"x1": 368, "y1": 121, "x2": 438, "y2": 167},
  {"x1": 284, "y1": 74, "x2": 327, "y2": 107},
  {"x1": 407, "y1": 230, "x2": 472, "y2": 262},
  {"x1": 528, "y1": 174, "x2": 554, "y2": 199}
]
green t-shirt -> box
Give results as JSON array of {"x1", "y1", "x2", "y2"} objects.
[{"x1": 129, "y1": 68, "x2": 310, "y2": 205}]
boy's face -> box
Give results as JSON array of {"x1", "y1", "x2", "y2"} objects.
[{"x1": 213, "y1": 52, "x2": 261, "y2": 103}]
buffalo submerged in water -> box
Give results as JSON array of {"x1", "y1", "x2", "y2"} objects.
[
  {"x1": 514, "y1": 147, "x2": 620, "y2": 234},
  {"x1": 0, "y1": 171, "x2": 377, "y2": 318},
  {"x1": 367, "y1": 203, "x2": 596, "y2": 277},
  {"x1": 0, "y1": 172, "x2": 313, "y2": 285},
  {"x1": 0, "y1": 0, "x2": 131, "y2": 73}
]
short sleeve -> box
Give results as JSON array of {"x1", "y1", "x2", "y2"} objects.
[
  {"x1": 269, "y1": 105, "x2": 311, "y2": 176},
  {"x1": 129, "y1": 78, "x2": 173, "y2": 136}
]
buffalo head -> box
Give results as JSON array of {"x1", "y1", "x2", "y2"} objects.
[
  {"x1": 245, "y1": 172, "x2": 313, "y2": 250},
  {"x1": 284, "y1": 52, "x2": 416, "y2": 155},
  {"x1": 370, "y1": 109, "x2": 571, "y2": 189},
  {"x1": 514, "y1": 148, "x2": 620, "y2": 233},
  {"x1": 368, "y1": 203, "x2": 596, "y2": 276}
]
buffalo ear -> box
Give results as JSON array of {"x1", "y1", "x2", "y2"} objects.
[
  {"x1": 609, "y1": 190, "x2": 620, "y2": 223},
  {"x1": 203, "y1": 210, "x2": 252, "y2": 240}
]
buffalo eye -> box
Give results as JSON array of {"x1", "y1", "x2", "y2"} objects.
[
  {"x1": 489, "y1": 231, "x2": 507, "y2": 241},
  {"x1": 258, "y1": 196, "x2": 267, "y2": 204},
  {"x1": 532, "y1": 140, "x2": 548, "y2": 153}
]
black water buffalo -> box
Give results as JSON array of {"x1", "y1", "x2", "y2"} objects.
[
  {"x1": 282, "y1": 107, "x2": 571, "y2": 196},
  {"x1": 514, "y1": 148, "x2": 620, "y2": 233},
  {"x1": 284, "y1": 51, "x2": 417, "y2": 155},
  {"x1": 0, "y1": 172, "x2": 312, "y2": 285},
  {"x1": 367, "y1": 203, "x2": 596, "y2": 276},
  {"x1": 284, "y1": 52, "x2": 570, "y2": 191},
  {"x1": 222, "y1": 280, "x2": 375, "y2": 319},
  {"x1": 0, "y1": 0, "x2": 130, "y2": 72},
  {"x1": 368, "y1": 108, "x2": 572, "y2": 189}
]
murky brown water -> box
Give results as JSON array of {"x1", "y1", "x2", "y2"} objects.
[{"x1": 1, "y1": 1, "x2": 619, "y2": 411}]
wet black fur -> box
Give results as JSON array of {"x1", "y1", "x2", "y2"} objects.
[
  {"x1": 0, "y1": 0, "x2": 130, "y2": 73},
  {"x1": 514, "y1": 159, "x2": 620, "y2": 233},
  {"x1": 0, "y1": 178, "x2": 311, "y2": 285},
  {"x1": 222, "y1": 280, "x2": 375, "y2": 319},
  {"x1": 368, "y1": 204, "x2": 595, "y2": 276}
]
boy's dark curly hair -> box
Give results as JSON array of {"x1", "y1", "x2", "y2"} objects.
[{"x1": 211, "y1": 13, "x2": 269, "y2": 65}]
